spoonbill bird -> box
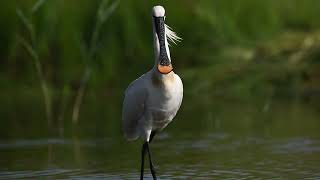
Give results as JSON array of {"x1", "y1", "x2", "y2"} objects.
[{"x1": 122, "y1": 5, "x2": 183, "y2": 180}]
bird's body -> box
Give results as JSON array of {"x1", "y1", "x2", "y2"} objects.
[
  {"x1": 123, "y1": 70, "x2": 183, "y2": 141},
  {"x1": 122, "y1": 5, "x2": 182, "y2": 180}
]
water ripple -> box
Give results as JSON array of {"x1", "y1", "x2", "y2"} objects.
[{"x1": 0, "y1": 138, "x2": 111, "y2": 149}]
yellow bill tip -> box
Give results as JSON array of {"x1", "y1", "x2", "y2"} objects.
[{"x1": 157, "y1": 64, "x2": 173, "y2": 74}]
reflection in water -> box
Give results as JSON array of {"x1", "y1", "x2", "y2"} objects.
[
  {"x1": 0, "y1": 98, "x2": 320, "y2": 179},
  {"x1": 0, "y1": 135, "x2": 320, "y2": 179}
]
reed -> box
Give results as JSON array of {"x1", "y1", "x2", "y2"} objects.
[
  {"x1": 72, "y1": 0, "x2": 120, "y2": 124},
  {"x1": 16, "y1": 0, "x2": 52, "y2": 125}
]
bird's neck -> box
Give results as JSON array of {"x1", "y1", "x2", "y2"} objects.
[{"x1": 151, "y1": 69, "x2": 175, "y2": 88}]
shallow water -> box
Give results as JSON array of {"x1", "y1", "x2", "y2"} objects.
[{"x1": 1, "y1": 97, "x2": 320, "y2": 179}]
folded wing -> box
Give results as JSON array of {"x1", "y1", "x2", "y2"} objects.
[{"x1": 122, "y1": 75, "x2": 147, "y2": 141}]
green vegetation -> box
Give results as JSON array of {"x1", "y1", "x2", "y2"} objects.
[{"x1": 1, "y1": 0, "x2": 320, "y2": 127}]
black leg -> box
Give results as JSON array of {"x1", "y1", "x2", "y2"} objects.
[
  {"x1": 146, "y1": 142, "x2": 157, "y2": 180},
  {"x1": 149, "y1": 131, "x2": 157, "y2": 144},
  {"x1": 140, "y1": 142, "x2": 147, "y2": 180}
]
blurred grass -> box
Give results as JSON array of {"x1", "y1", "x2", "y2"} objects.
[{"x1": 1, "y1": 0, "x2": 320, "y2": 123}]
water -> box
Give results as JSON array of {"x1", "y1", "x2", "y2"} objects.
[{"x1": 1, "y1": 96, "x2": 320, "y2": 179}]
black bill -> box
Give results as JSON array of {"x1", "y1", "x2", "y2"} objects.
[{"x1": 154, "y1": 16, "x2": 171, "y2": 67}]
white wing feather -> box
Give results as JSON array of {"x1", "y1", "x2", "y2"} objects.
[{"x1": 122, "y1": 75, "x2": 147, "y2": 141}]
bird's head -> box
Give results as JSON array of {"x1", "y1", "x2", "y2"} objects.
[
  {"x1": 153, "y1": 5, "x2": 165, "y2": 17},
  {"x1": 152, "y1": 6, "x2": 181, "y2": 75}
]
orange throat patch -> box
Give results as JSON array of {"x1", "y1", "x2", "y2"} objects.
[{"x1": 157, "y1": 64, "x2": 173, "y2": 74}]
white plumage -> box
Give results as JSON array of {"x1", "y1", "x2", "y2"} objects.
[
  {"x1": 122, "y1": 70, "x2": 183, "y2": 141},
  {"x1": 152, "y1": 5, "x2": 165, "y2": 17},
  {"x1": 165, "y1": 24, "x2": 182, "y2": 45}
]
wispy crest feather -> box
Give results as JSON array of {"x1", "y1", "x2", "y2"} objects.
[{"x1": 165, "y1": 24, "x2": 182, "y2": 45}]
